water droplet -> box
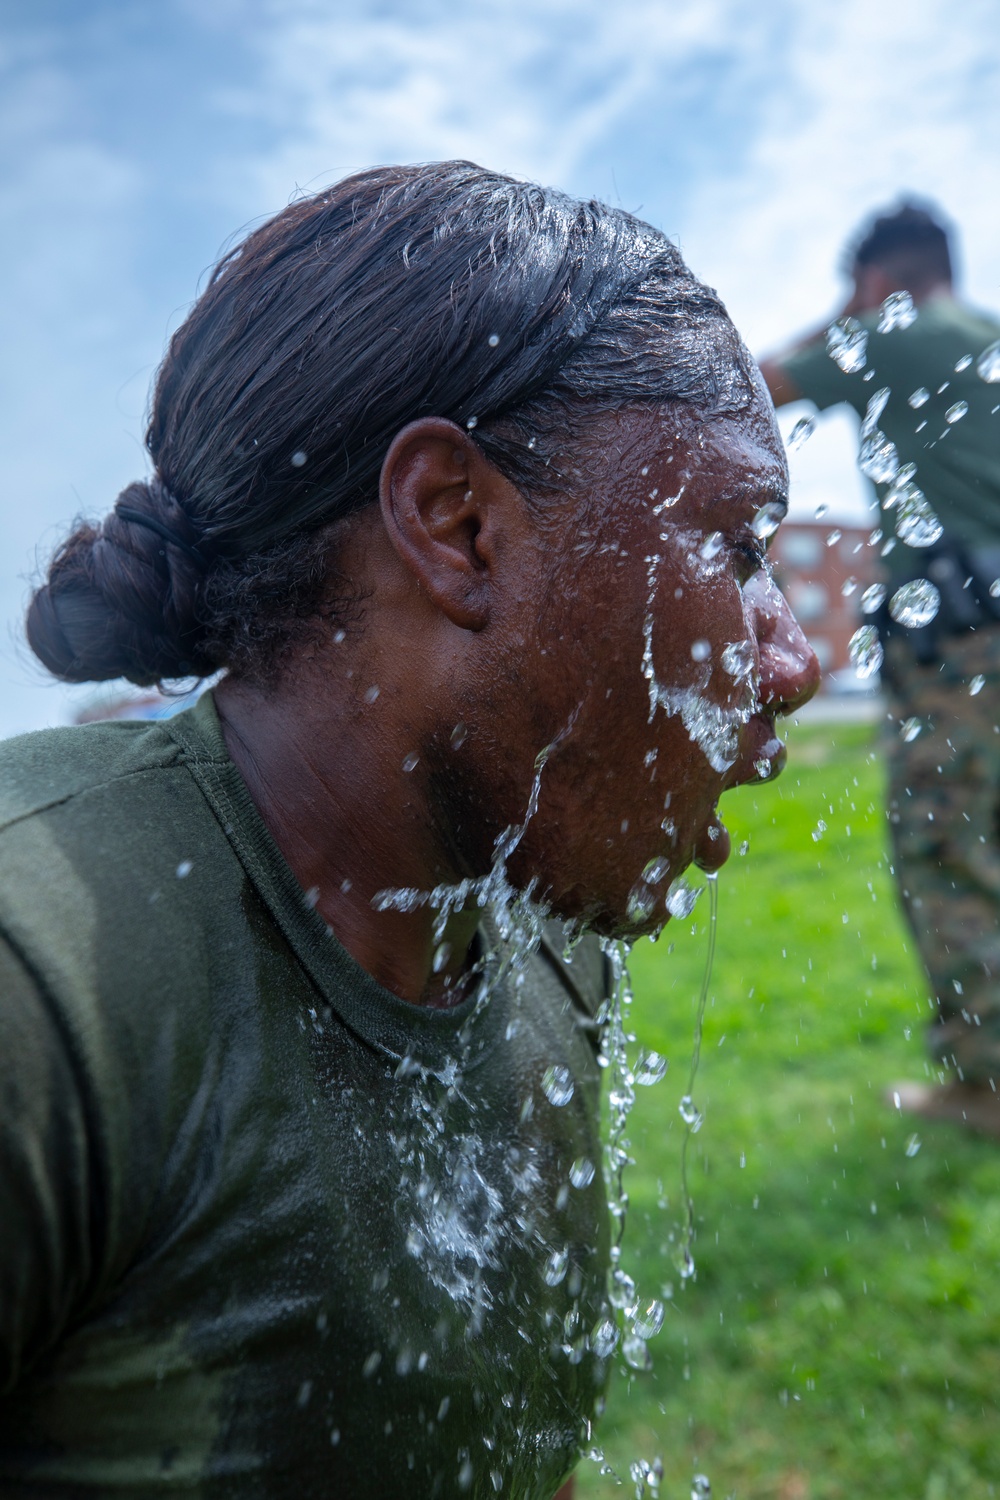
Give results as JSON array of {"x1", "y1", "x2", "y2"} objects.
[
  {"x1": 642, "y1": 856, "x2": 670, "y2": 885},
  {"x1": 487, "y1": 333, "x2": 500, "y2": 348},
  {"x1": 290, "y1": 449, "x2": 308, "y2": 467},
  {"x1": 754, "y1": 757, "x2": 772, "y2": 779},
  {"x1": 542, "y1": 1064, "x2": 574, "y2": 1107},
  {"x1": 622, "y1": 1332, "x2": 653, "y2": 1371},
  {"x1": 432, "y1": 940, "x2": 452, "y2": 973},
  {"x1": 627, "y1": 880, "x2": 657, "y2": 924},
  {"x1": 826, "y1": 317, "x2": 868, "y2": 372},
  {"x1": 826, "y1": 529, "x2": 842, "y2": 547},
  {"x1": 364, "y1": 684, "x2": 380, "y2": 704},
  {"x1": 901, "y1": 717, "x2": 922, "y2": 742},
  {"x1": 877, "y1": 290, "x2": 917, "y2": 332},
  {"x1": 608, "y1": 1266, "x2": 637, "y2": 1310},
  {"x1": 976, "y1": 340, "x2": 1000, "y2": 382},
  {"x1": 590, "y1": 1317, "x2": 619, "y2": 1358},
  {"x1": 666, "y1": 878, "x2": 702, "y2": 920},
  {"x1": 860, "y1": 583, "x2": 886, "y2": 614},
  {"x1": 700, "y1": 530, "x2": 724, "y2": 560},
  {"x1": 815, "y1": 502, "x2": 829, "y2": 519},
  {"x1": 990, "y1": 579, "x2": 1000, "y2": 599},
  {"x1": 945, "y1": 400, "x2": 969, "y2": 424},
  {"x1": 848, "y1": 625, "x2": 883, "y2": 679},
  {"x1": 633, "y1": 1298, "x2": 665, "y2": 1340},
  {"x1": 691, "y1": 1474, "x2": 712, "y2": 1500},
  {"x1": 888, "y1": 578, "x2": 940, "y2": 628},
  {"x1": 905, "y1": 1133, "x2": 922, "y2": 1157},
  {"x1": 721, "y1": 640, "x2": 755, "y2": 682},
  {"x1": 955, "y1": 354, "x2": 973, "y2": 372},
  {"x1": 465, "y1": 416, "x2": 478, "y2": 430},
  {"x1": 752, "y1": 501, "x2": 784, "y2": 540},
  {"x1": 491, "y1": 1469, "x2": 503, "y2": 1492},
  {"x1": 176, "y1": 860, "x2": 193, "y2": 878},
  {"x1": 333, "y1": 627, "x2": 347, "y2": 644},
  {"x1": 690, "y1": 638, "x2": 711, "y2": 662},
  {"x1": 402, "y1": 752, "x2": 419, "y2": 772},
  {"x1": 569, "y1": 1156, "x2": 596, "y2": 1188},
  {"x1": 679, "y1": 1095, "x2": 703, "y2": 1132},
  {"x1": 896, "y1": 488, "x2": 943, "y2": 548},
  {"x1": 881, "y1": 466, "x2": 917, "y2": 511},
  {"x1": 970, "y1": 674, "x2": 986, "y2": 696},
  {"x1": 543, "y1": 1247, "x2": 569, "y2": 1286},
  {"x1": 859, "y1": 429, "x2": 899, "y2": 483},
  {"x1": 842, "y1": 576, "x2": 858, "y2": 596},
  {"x1": 449, "y1": 721, "x2": 468, "y2": 750},
  {"x1": 635, "y1": 1050, "x2": 668, "y2": 1086},
  {"x1": 787, "y1": 415, "x2": 815, "y2": 451},
  {"x1": 908, "y1": 387, "x2": 930, "y2": 408},
  {"x1": 458, "y1": 1457, "x2": 474, "y2": 1490},
  {"x1": 862, "y1": 386, "x2": 890, "y2": 430}
]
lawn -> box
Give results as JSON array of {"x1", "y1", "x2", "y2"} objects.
[{"x1": 578, "y1": 718, "x2": 1000, "y2": 1500}]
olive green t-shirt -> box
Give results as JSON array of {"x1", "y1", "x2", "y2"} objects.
[
  {"x1": 0, "y1": 693, "x2": 611, "y2": 1498},
  {"x1": 781, "y1": 297, "x2": 1000, "y2": 563}
]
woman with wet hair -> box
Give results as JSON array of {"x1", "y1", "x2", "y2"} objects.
[{"x1": 0, "y1": 162, "x2": 818, "y2": 1496}]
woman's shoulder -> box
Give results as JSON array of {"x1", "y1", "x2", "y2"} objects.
[
  {"x1": 0, "y1": 707, "x2": 235, "y2": 1023},
  {"x1": 0, "y1": 716, "x2": 186, "y2": 833}
]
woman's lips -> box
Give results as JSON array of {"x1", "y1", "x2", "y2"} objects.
[{"x1": 732, "y1": 714, "x2": 786, "y2": 787}]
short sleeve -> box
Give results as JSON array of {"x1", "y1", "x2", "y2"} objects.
[
  {"x1": 0, "y1": 933, "x2": 95, "y2": 1394},
  {"x1": 780, "y1": 337, "x2": 869, "y2": 417}
]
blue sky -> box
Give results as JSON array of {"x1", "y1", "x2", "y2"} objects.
[{"x1": 2, "y1": 0, "x2": 999, "y2": 732}]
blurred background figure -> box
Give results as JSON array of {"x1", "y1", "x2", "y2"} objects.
[{"x1": 759, "y1": 202, "x2": 1000, "y2": 1134}]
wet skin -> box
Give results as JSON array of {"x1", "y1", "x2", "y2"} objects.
[{"x1": 216, "y1": 391, "x2": 819, "y2": 1005}]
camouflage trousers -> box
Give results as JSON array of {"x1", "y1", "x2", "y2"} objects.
[{"x1": 884, "y1": 626, "x2": 1000, "y2": 1082}]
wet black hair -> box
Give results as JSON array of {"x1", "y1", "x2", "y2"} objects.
[
  {"x1": 847, "y1": 199, "x2": 953, "y2": 290},
  {"x1": 27, "y1": 160, "x2": 756, "y2": 687}
]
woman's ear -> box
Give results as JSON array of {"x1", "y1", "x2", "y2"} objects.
[{"x1": 379, "y1": 418, "x2": 522, "y2": 631}]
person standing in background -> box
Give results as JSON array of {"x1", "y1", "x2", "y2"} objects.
[{"x1": 760, "y1": 202, "x2": 1000, "y2": 1135}]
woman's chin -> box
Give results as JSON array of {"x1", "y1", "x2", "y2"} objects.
[{"x1": 693, "y1": 812, "x2": 730, "y2": 873}]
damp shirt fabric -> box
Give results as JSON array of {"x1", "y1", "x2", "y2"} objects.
[
  {"x1": 779, "y1": 296, "x2": 1000, "y2": 573},
  {"x1": 0, "y1": 691, "x2": 611, "y2": 1499}
]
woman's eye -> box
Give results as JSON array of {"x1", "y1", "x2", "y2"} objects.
[{"x1": 734, "y1": 538, "x2": 767, "y2": 575}]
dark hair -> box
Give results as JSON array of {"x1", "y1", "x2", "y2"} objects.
[
  {"x1": 28, "y1": 161, "x2": 755, "y2": 687},
  {"x1": 847, "y1": 199, "x2": 953, "y2": 290}
]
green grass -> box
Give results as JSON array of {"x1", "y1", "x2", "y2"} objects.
[{"x1": 578, "y1": 720, "x2": 1000, "y2": 1500}]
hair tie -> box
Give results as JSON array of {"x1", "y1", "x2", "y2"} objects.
[{"x1": 115, "y1": 503, "x2": 205, "y2": 566}]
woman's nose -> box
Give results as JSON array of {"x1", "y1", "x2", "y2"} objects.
[{"x1": 744, "y1": 571, "x2": 822, "y2": 715}]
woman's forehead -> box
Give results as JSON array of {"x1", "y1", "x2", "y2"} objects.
[{"x1": 601, "y1": 401, "x2": 787, "y2": 498}]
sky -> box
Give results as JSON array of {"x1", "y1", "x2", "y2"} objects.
[{"x1": 1, "y1": 0, "x2": 999, "y2": 734}]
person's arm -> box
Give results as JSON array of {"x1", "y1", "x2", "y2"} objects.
[
  {"x1": 758, "y1": 287, "x2": 869, "y2": 411},
  {"x1": 0, "y1": 934, "x2": 94, "y2": 1395}
]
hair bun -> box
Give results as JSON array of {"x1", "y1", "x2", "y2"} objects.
[{"x1": 26, "y1": 479, "x2": 215, "y2": 685}]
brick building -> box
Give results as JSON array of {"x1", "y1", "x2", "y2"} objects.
[{"x1": 769, "y1": 518, "x2": 882, "y2": 680}]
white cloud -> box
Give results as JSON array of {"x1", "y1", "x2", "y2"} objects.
[
  {"x1": 685, "y1": 0, "x2": 1000, "y2": 346},
  {"x1": 223, "y1": 0, "x2": 762, "y2": 212}
]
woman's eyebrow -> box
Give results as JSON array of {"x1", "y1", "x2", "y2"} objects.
[{"x1": 715, "y1": 476, "x2": 789, "y2": 513}]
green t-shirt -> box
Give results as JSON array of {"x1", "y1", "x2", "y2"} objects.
[
  {"x1": 0, "y1": 693, "x2": 611, "y2": 1498},
  {"x1": 781, "y1": 297, "x2": 1000, "y2": 562}
]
